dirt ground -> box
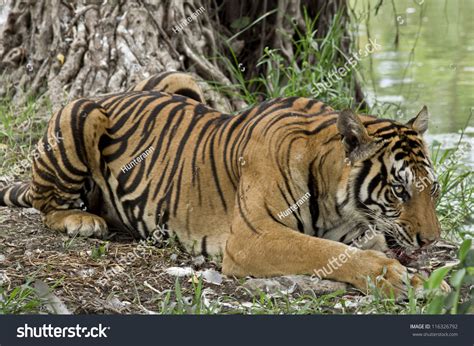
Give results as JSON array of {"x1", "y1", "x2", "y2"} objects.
[{"x1": 0, "y1": 206, "x2": 460, "y2": 314}]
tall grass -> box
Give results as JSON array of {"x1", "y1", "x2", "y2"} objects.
[
  {"x1": 431, "y1": 139, "x2": 474, "y2": 240},
  {"x1": 0, "y1": 280, "x2": 42, "y2": 314},
  {"x1": 0, "y1": 96, "x2": 50, "y2": 178},
  {"x1": 216, "y1": 10, "x2": 358, "y2": 110}
]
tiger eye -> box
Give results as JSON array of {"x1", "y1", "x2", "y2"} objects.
[{"x1": 392, "y1": 184, "x2": 408, "y2": 201}]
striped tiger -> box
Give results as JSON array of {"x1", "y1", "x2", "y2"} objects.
[
  {"x1": 0, "y1": 72, "x2": 448, "y2": 296},
  {"x1": 127, "y1": 71, "x2": 206, "y2": 103}
]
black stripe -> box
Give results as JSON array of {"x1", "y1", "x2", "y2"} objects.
[
  {"x1": 172, "y1": 160, "x2": 186, "y2": 216},
  {"x1": 237, "y1": 198, "x2": 259, "y2": 234},
  {"x1": 201, "y1": 236, "x2": 208, "y2": 257},
  {"x1": 142, "y1": 72, "x2": 175, "y2": 90},
  {"x1": 173, "y1": 88, "x2": 203, "y2": 102},
  {"x1": 308, "y1": 160, "x2": 320, "y2": 235},
  {"x1": 264, "y1": 203, "x2": 288, "y2": 227}
]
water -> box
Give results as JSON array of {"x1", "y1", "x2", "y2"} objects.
[{"x1": 352, "y1": 0, "x2": 474, "y2": 167}]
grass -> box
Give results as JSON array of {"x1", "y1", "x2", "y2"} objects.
[
  {"x1": 0, "y1": 279, "x2": 42, "y2": 314},
  {"x1": 0, "y1": 11, "x2": 472, "y2": 315},
  {"x1": 215, "y1": 10, "x2": 358, "y2": 110},
  {"x1": 431, "y1": 139, "x2": 474, "y2": 240},
  {"x1": 0, "y1": 96, "x2": 50, "y2": 178}
]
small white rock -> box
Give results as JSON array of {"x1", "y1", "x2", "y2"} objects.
[
  {"x1": 107, "y1": 296, "x2": 126, "y2": 310},
  {"x1": 23, "y1": 208, "x2": 40, "y2": 214},
  {"x1": 200, "y1": 269, "x2": 222, "y2": 285},
  {"x1": 77, "y1": 268, "x2": 96, "y2": 278},
  {"x1": 192, "y1": 255, "x2": 205, "y2": 266},
  {"x1": 165, "y1": 267, "x2": 194, "y2": 277},
  {"x1": 241, "y1": 302, "x2": 254, "y2": 308},
  {"x1": 0, "y1": 271, "x2": 8, "y2": 285}
]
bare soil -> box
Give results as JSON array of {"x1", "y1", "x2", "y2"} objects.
[{"x1": 0, "y1": 206, "x2": 235, "y2": 313}]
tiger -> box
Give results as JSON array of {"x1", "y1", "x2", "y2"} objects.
[
  {"x1": 0, "y1": 71, "x2": 448, "y2": 297},
  {"x1": 127, "y1": 71, "x2": 206, "y2": 103}
]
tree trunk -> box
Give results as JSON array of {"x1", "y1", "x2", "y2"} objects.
[{"x1": 0, "y1": 0, "x2": 353, "y2": 113}]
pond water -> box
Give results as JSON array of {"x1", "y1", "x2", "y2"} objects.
[{"x1": 352, "y1": 0, "x2": 474, "y2": 167}]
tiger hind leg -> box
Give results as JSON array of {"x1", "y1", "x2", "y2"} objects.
[
  {"x1": 30, "y1": 98, "x2": 110, "y2": 238},
  {"x1": 129, "y1": 71, "x2": 206, "y2": 103}
]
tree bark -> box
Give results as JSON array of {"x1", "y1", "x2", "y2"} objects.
[{"x1": 0, "y1": 0, "x2": 354, "y2": 113}]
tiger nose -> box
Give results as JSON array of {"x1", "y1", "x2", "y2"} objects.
[{"x1": 416, "y1": 233, "x2": 436, "y2": 247}]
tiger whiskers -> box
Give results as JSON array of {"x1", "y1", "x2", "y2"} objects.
[{"x1": 358, "y1": 208, "x2": 414, "y2": 249}]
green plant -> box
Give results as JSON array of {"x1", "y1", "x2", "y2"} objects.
[
  {"x1": 430, "y1": 139, "x2": 474, "y2": 240},
  {"x1": 0, "y1": 96, "x2": 50, "y2": 178},
  {"x1": 90, "y1": 242, "x2": 109, "y2": 260},
  {"x1": 158, "y1": 276, "x2": 216, "y2": 314},
  {"x1": 0, "y1": 282, "x2": 42, "y2": 314},
  {"x1": 425, "y1": 239, "x2": 474, "y2": 314},
  {"x1": 218, "y1": 9, "x2": 358, "y2": 109}
]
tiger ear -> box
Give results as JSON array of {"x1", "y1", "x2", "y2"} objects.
[
  {"x1": 337, "y1": 109, "x2": 375, "y2": 162},
  {"x1": 406, "y1": 106, "x2": 429, "y2": 135}
]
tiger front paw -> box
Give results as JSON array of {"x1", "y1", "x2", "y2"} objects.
[
  {"x1": 44, "y1": 210, "x2": 108, "y2": 238},
  {"x1": 352, "y1": 250, "x2": 423, "y2": 299}
]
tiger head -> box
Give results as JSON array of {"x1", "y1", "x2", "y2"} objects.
[{"x1": 337, "y1": 106, "x2": 440, "y2": 253}]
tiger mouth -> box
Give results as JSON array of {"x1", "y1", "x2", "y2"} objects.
[{"x1": 384, "y1": 233, "x2": 421, "y2": 266}]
